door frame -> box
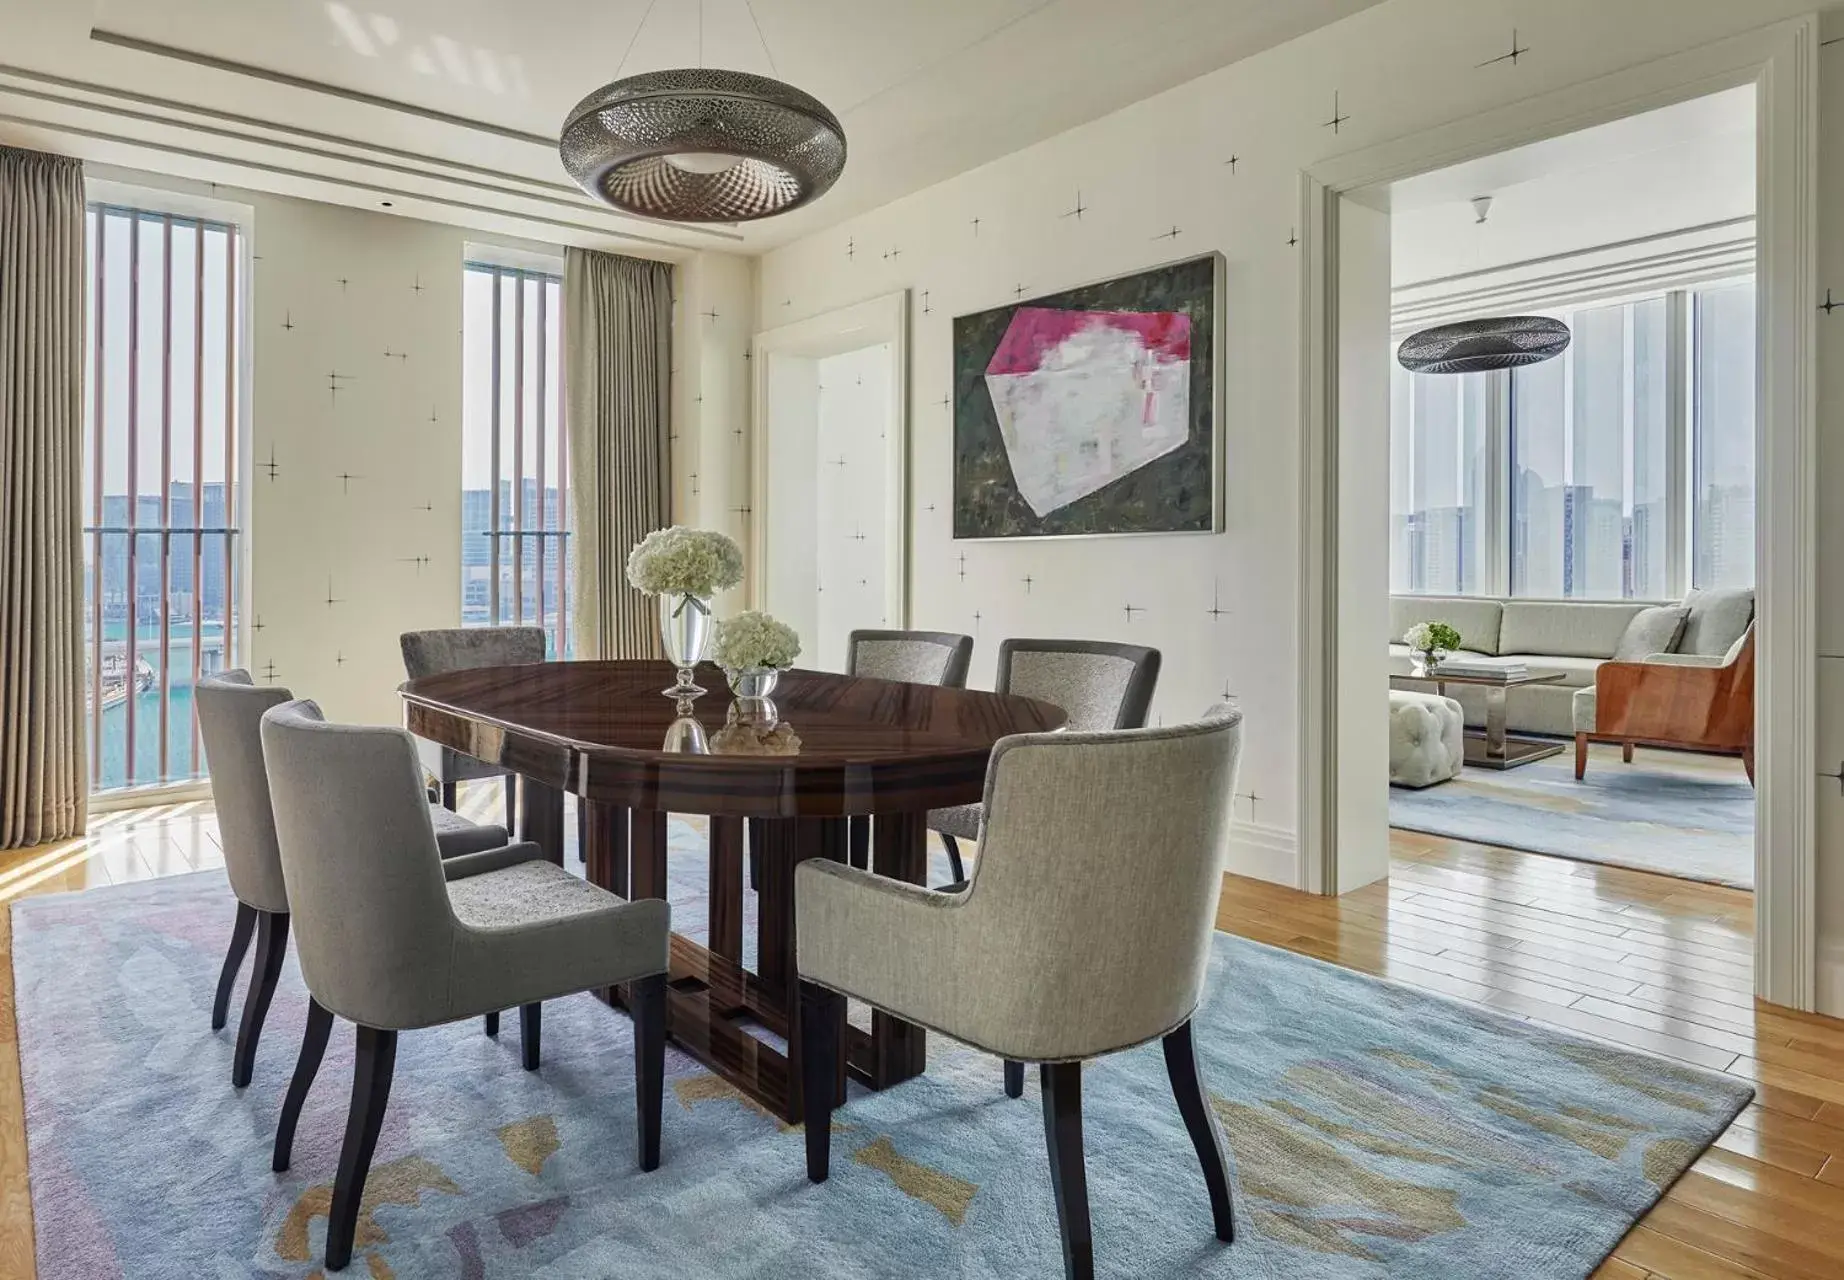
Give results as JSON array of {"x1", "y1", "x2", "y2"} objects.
[
  {"x1": 1295, "y1": 17, "x2": 1818, "y2": 1009},
  {"x1": 749, "y1": 290, "x2": 911, "y2": 632}
]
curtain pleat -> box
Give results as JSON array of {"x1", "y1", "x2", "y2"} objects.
[
  {"x1": 0, "y1": 146, "x2": 86, "y2": 848},
  {"x1": 564, "y1": 248, "x2": 673, "y2": 659}
]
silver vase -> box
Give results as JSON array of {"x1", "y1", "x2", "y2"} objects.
[
  {"x1": 726, "y1": 667, "x2": 780, "y2": 700},
  {"x1": 659, "y1": 592, "x2": 713, "y2": 698}
]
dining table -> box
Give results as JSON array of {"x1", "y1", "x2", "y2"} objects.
[{"x1": 399, "y1": 659, "x2": 1066, "y2": 1123}]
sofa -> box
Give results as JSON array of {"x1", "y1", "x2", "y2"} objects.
[{"x1": 1388, "y1": 589, "x2": 1755, "y2": 739}]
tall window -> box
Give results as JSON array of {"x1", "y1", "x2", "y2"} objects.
[
  {"x1": 1389, "y1": 279, "x2": 1755, "y2": 600},
  {"x1": 83, "y1": 205, "x2": 244, "y2": 792},
  {"x1": 461, "y1": 263, "x2": 570, "y2": 656}
]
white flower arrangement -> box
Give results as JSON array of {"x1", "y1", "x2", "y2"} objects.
[
  {"x1": 711, "y1": 610, "x2": 802, "y2": 672},
  {"x1": 1403, "y1": 621, "x2": 1462, "y2": 655},
  {"x1": 626, "y1": 526, "x2": 744, "y2": 598}
]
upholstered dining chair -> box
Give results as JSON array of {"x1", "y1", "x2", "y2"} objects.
[
  {"x1": 196, "y1": 670, "x2": 509, "y2": 1089},
  {"x1": 929, "y1": 638, "x2": 1160, "y2": 884},
  {"x1": 260, "y1": 700, "x2": 671, "y2": 1273},
  {"x1": 844, "y1": 628, "x2": 975, "y2": 871},
  {"x1": 400, "y1": 626, "x2": 547, "y2": 828},
  {"x1": 797, "y1": 706, "x2": 1243, "y2": 1280}
]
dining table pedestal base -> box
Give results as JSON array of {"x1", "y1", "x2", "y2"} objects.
[{"x1": 582, "y1": 802, "x2": 930, "y2": 1124}]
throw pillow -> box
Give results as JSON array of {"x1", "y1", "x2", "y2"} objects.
[
  {"x1": 1614, "y1": 605, "x2": 1689, "y2": 661},
  {"x1": 1678, "y1": 587, "x2": 1755, "y2": 656}
]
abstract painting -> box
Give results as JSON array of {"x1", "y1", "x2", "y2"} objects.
[{"x1": 952, "y1": 254, "x2": 1220, "y2": 538}]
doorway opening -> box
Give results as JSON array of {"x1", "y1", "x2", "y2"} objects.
[
  {"x1": 1375, "y1": 87, "x2": 1758, "y2": 892},
  {"x1": 751, "y1": 292, "x2": 909, "y2": 670}
]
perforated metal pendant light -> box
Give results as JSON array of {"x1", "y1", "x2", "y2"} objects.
[
  {"x1": 560, "y1": 2, "x2": 845, "y2": 224},
  {"x1": 1397, "y1": 315, "x2": 1572, "y2": 375}
]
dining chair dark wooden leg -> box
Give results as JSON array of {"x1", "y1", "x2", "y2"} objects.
[
  {"x1": 326, "y1": 1025, "x2": 397, "y2": 1273},
  {"x1": 1042, "y1": 1062, "x2": 1094, "y2": 1280},
  {"x1": 440, "y1": 781, "x2": 458, "y2": 811},
  {"x1": 1004, "y1": 1059, "x2": 1026, "y2": 1098},
  {"x1": 272, "y1": 998, "x2": 334, "y2": 1172},
  {"x1": 1162, "y1": 1020, "x2": 1235, "y2": 1242},
  {"x1": 233, "y1": 910, "x2": 289, "y2": 1088},
  {"x1": 800, "y1": 979, "x2": 845, "y2": 1182},
  {"x1": 504, "y1": 774, "x2": 518, "y2": 834},
  {"x1": 211, "y1": 902, "x2": 257, "y2": 1031},
  {"x1": 939, "y1": 833, "x2": 965, "y2": 885},
  {"x1": 483, "y1": 1011, "x2": 499, "y2": 1037},
  {"x1": 849, "y1": 816, "x2": 871, "y2": 870},
  {"x1": 520, "y1": 1002, "x2": 542, "y2": 1071},
  {"x1": 632, "y1": 972, "x2": 666, "y2": 1172}
]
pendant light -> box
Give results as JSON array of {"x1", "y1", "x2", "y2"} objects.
[
  {"x1": 1397, "y1": 194, "x2": 1571, "y2": 374},
  {"x1": 561, "y1": 2, "x2": 846, "y2": 223}
]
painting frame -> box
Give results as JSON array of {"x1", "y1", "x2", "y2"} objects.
[{"x1": 949, "y1": 251, "x2": 1225, "y2": 541}]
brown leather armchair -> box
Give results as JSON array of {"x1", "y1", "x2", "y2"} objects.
[{"x1": 1573, "y1": 624, "x2": 1754, "y2": 784}]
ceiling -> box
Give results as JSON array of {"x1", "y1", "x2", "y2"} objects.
[
  {"x1": 0, "y1": 0, "x2": 1385, "y2": 257},
  {"x1": 1378, "y1": 85, "x2": 1756, "y2": 215}
]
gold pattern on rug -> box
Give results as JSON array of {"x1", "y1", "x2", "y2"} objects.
[
  {"x1": 853, "y1": 1136, "x2": 978, "y2": 1227},
  {"x1": 497, "y1": 1115, "x2": 560, "y2": 1176},
  {"x1": 276, "y1": 1156, "x2": 460, "y2": 1262}
]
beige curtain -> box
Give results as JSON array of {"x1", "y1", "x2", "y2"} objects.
[
  {"x1": 0, "y1": 147, "x2": 85, "y2": 848},
  {"x1": 565, "y1": 247, "x2": 673, "y2": 659}
]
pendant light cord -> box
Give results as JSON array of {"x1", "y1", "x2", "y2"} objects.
[
  {"x1": 613, "y1": 0, "x2": 659, "y2": 79},
  {"x1": 699, "y1": 0, "x2": 704, "y2": 69},
  {"x1": 745, "y1": 0, "x2": 780, "y2": 76}
]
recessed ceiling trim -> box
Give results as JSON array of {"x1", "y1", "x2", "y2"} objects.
[
  {"x1": 0, "y1": 107, "x2": 693, "y2": 254},
  {"x1": 0, "y1": 61, "x2": 582, "y2": 198},
  {"x1": 89, "y1": 27, "x2": 555, "y2": 148},
  {"x1": 0, "y1": 65, "x2": 743, "y2": 245}
]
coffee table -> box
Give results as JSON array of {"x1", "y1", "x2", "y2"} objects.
[{"x1": 1388, "y1": 667, "x2": 1568, "y2": 770}]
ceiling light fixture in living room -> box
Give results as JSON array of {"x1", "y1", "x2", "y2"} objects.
[
  {"x1": 560, "y1": 1, "x2": 846, "y2": 223},
  {"x1": 1397, "y1": 315, "x2": 1572, "y2": 374}
]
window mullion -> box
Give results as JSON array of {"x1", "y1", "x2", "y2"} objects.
[{"x1": 1667, "y1": 290, "x2": 1691, "y2": 597}]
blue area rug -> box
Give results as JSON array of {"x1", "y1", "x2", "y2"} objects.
[
  {"x1": 1389, "y1": 749, "x2": 1755, "y2": 888},
  {"x1": 16, "y1": 819, "x2": 1751, "y2": 1278}
]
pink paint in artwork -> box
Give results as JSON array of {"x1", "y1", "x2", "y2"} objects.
[
  {"x1": 984, "y1": 308, "x2": 1191, "y2": 376},
  {"x1": 983, "y1": 307, "x2": 1193, "y2": 518}
]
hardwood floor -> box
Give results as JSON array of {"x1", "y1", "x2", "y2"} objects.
[{"x1": 0, "y1": 793, "x2": 1838, "y2": 1278}]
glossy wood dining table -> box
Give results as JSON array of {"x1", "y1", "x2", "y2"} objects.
[{"x1": 400, "y1": 659, "x2": 1066, "y2": 1123}]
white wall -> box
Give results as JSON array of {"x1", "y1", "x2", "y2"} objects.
[
  {"x1": 1811, "y1": 14, "x2": 1844, "y2": 1016},
  {"x1": 755, "y1": 0, "x2": 1818, "y2": 878},
  {"x1": 814, "y1": 344, "x2": 894, "y2": 671},
  {"x1": 243, "y1": 193, "x2": 467, "y2": 726}
]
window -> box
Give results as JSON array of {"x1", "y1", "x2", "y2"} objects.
[
  {"x1": 1509, "y1": 298, "x2": 1670, "y2": 600},
  {"x1": 1390, "y1": 279, "x2": 1754, "y2": 600},
  {"x1": 83, "y1": 205, "x2": 244, "y2": 792},
  {"x1": 1389, "y1": 369, "x2": 1494, "y2": 595},
  {"x1": 461, "y1": 263, "x2": 570, "y2": 656},
  {"x1": 1691, "y1": 281, "x2": 1756, "y2": 589}
]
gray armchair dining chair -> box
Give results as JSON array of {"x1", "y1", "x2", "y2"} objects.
[
  {"x1": 260, "y1": 700, "x2": 671, "y2": 1273},
  {"x1": 400, "y1": 626, "x2": 547, "y2": 828},
  {"x1": 844, "y1": 629, "x2": 975, "y2": 871},
  {"x1": 929, "y1": 638, "x2": 1160, "y2": 884},
  {"x1": 196, "y1": 670, "x2": 509, "y2": 1088},
  {"x1": 797, "y1": 706, "x2": 1242, "y2": 1280}
]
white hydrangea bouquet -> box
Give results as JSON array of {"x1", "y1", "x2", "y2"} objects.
[
  {"x1": 627, "y1": 526, "x2": 746, "y2": 698},
  {"x1": 711, "y1": 610, "x2": 801, "y2": 700},
  {"x1": 1403, "y1": 620, "x2": 1462, "y2": 672},
  {"x1": 626, "y1": 526, "x2": 744, "y2": 599}
]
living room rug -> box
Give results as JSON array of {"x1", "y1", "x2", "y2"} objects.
[
  {"x1": 1389, "y1": 747, "x2": 1755, "y2": 888},
  {"x1": 16, "y1": 822, "x2": 1751, "y2": 1279}
]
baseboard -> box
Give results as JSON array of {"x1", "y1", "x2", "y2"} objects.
[
  {"x1": 1817, "y1": 937, "x2": 1844, "y2": 1019},
  {"x1": 1226, "y1": 821, "x2": 1299, "y2": 887}
]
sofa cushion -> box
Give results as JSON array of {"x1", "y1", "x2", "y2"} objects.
[
  {"x1": 1679, "y1": 588, "x2": 1754, "y2": 656},
  {"x1": 1613, "y1": 605, "x2": 1689, "y2": 661},
  {"x1": 1497, "y1": 654, "x2": 1603, "y2": 690},
  {"x1": 1498, "y1": 601, "x2": 1648, "y2": 660},
  {"x1": 1389, "y1": 596, "x2": 1503, "y2": 656}
]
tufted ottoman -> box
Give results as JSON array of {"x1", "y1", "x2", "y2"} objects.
[{"x1": 1389, "y1": 689, "x2": 1465, "y2": 788}]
